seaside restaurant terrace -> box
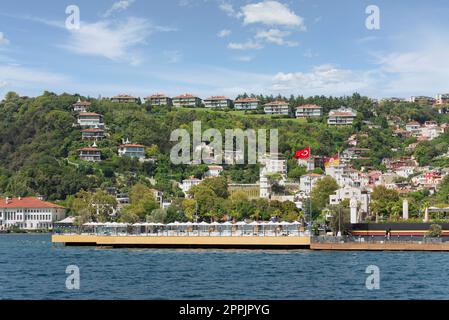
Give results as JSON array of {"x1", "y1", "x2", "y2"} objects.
[{"x1": 55, "y1": 221, "x2": 307, "y2": 237}]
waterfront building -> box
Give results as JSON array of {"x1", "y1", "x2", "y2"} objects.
[
  {"x1": 77, "y1": 112, "x2": 104, "y2": 129},
  {"x1": 295, "y1": 104, "x2": 323, "y2": 118},
  {"x1": 0, "y1": 197, "x2": 66, "y2": 230},
  {"x1": 81, "y1": 128, "x2": 105, "y2": 140},
  {"x1": 145, "y1": 94, "x2": 173, "y2": 106},
  {"x1": 172, "y1": 94, "x2": 202, "y2": 108},
  {"x1": 72, "y1": 99, "x2": 91, "y2": 113},
  {"x1": 111, "y1": 94, "x2": 139, "y2": 103},
  {"x1": 327, "y1": 107, "x2": 356, "y2": 126},
  {"x1": 118, "y1": 141, "x2": 146, "y2": 159},
  {"x1": 329, "y1": 186, "x2": 370, "y2": 216},
  {"x1": 234, "y1": 98, "x2": 261, "y2": 110},
  {"x1": 263, "y1": 101, "x2": 290, "y2": 115},
  {"x1": 203, "y1": 96, "x2": 233, "y2": 108},
  {"x1": 79, "y1": 145, "x2": 102, "y2": 162}
]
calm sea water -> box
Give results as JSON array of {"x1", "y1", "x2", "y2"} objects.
[{"x1": 1, "y1": 234, "x2": 448, "y2": 300}]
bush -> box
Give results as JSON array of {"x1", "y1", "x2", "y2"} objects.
[{"x1": 427, "y1": 224, "x2": 442, "y2": 238}]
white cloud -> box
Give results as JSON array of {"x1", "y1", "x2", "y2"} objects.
[
  {"x1": 0, "y1": 32, "x2": 10, "y2": 45},
  {"x1": 219, "y1": 2, "x2": 242, "y2": 18},
  {"x1": 61, "y1": 18, "x2": 150, "y2": 65},
  {"x1": 272, "y1": 64, "x2": 373, "y2": 95},
  {"x1": 255, "y1": 29, "x2": 298, "y2": 47},
  {"x1": 228, "y1": 40, "x2": 264, "y2": 50},
  {"x1": 103, "y1": 0, "x2": 135, "y2": 17},
  {"x1": 217, "y1": 29, "x2": 231, "y2": 38},
  {"x1": 241, "y1": 1, "x2": 305, "y2": 29}
]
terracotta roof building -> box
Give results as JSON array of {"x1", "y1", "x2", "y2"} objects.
[
  {"x1": 204, "y1": 96, "x2": 233, "y2": 108},
  {"x1": 0, "y1": 197, "x2": 66, "y2": 230},
  {"x1": 172, "y1": 94, "x2": 202, "y2": 108}
]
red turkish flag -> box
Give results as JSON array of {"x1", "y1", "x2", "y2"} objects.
[{"x1": 295, "y1": 147, "x2": 311, "y2": 159}]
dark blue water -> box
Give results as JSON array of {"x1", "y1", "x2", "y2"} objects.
[{"x1": 1, "y1": 234, "x2": 448, "y2": 300}]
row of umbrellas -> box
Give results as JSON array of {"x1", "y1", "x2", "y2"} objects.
[{"x1": 83, "y1": 221, "x2": 302, "y2": 227}]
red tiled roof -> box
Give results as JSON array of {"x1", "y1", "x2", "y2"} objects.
[
  {"x1": 264, "y1": 100, "x2": 289, "y2": 106},
  {"x1": 329, "y1": 112, "x2": 355, "y2": 117},
  {"x1": 297, "y1": 104, "x2": 322, "y2": 109},
  {"x1": 235, "y1": 98, "x2": 260, "y2": 103},
  {"x1": 174, "y1": 94, "x2": 197, "y2": 99},
  {"x1": 146, "y1": 94, "x2": 169, "y2": 99},
  {"x1": 120, "y1": 144, "x2": 145, "y2": 148},
  {"x1": 81, "y1": 128, "x2": 104, "y2": 133},
  {"x1": 0, "y1": 197, "x2": 65, "y2": 209},
  {"x1": 205, "y1": 96, "x2": 229, "y2": 101}
]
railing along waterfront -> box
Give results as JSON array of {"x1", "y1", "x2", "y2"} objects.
[
  {"x1": 54, "y1": 221, "x2": 308, "y2": 238},
  {"x1": 312, "y1": 235, "x2": 446, "y2": 244}
]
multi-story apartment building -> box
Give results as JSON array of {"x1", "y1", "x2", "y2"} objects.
[
  {"x1": 327, "y1": 107, "x2": 357, "y2": 126},
  {"x1": 145, "y1": 94, "x2": 173, "y2": 106},
  {"x1": 300, "y1": 173, "x2": 324, "y2": 195},
  {"x1": 172, "y1": 94, "x2": 202, "y2": 108},
  {"x1": 79, "y1": 145, "x2": 102, "y2": 162},
  {"x1": 203, "y1": 96, "x2": 233, "y2": 108},
  {"x1": 295, "y1": 104, "x2": 323, "y2": 118},
  {"x1": 263, "y1": 101, "x2": 290, "y2": 115},
  {"x1": 72, "y1": 99, "x2": 91, "y2": 113},
  {"x1": 111, "y1": 94, "x2": 139, "y2": 103},
  {"x1": 234, "y1": 98, "x2": 261, "y2": 110},
  {"x1": 81, "y1": 128, "x2": 105, "y2": 140},
  {"x1": 0, "y1": 197, "x2": 66, "y2": 230},
  {"x1": 77, "y1": 113, "x2": 104, "y2": 129},
  {"x1": 409, "y1": 96, "x2": 436, "y2": 105},
  {"x1": 118, "y1": 143, "x2": 146, "y2": 159}
]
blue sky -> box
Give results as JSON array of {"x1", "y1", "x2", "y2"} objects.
[{"x1": 0, "y1": 0, "x2": 449, "y2": 99}]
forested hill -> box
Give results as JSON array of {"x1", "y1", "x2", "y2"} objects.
[{"x1": 0, "y1": 91, "x2": 447, "y2": 203}]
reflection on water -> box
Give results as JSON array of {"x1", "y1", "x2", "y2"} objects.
[{"x1": 0, "y1": 234, "x2": 448, "y2": 300}]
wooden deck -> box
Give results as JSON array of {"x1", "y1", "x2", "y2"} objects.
[{"x1": 52, "y1": 234, "x2": 311, "y2": 249}]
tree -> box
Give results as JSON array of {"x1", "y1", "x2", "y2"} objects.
[
  {"x1": 72, "y1": 189, "x2": 117, "y2": 224},
  {"x1": 370, "y1": 186, "x2": 400, "y2": 219},
  {"x1": 310, "y1": 176, "x2": 339, "y2": 218},
  {"x1": 123, "y1": 183, "x2": 160, "y2": 221}
]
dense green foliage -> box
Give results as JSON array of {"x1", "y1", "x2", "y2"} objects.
[{"x1": 1, "y1": 91, "x2": 449, "y2": 222}]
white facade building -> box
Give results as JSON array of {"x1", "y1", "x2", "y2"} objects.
[
  {"x1": 263, "y1": 101, "x2": 290, "y2": 115},
  {"x1": 234, "y1": 98, "x2": 261, "y2": 110},
  {"x1": 327, "y1": 107, "x2": 356, "y2": 126},
  {"x1": 300, "y1": 174, "x2": 324, "y2": 195},
  {"x1": 181, "y1": 177, "x2": 203, "y2": 194},
  {"x1": 295, "y1": 105, "x2": 323, "y2": 118},
  {"x1": 172, "y1": 94, "x2": 202, "y2": 108},
  {"x1": 0, "y1": 197, "x2": 66, "y2": 230},
  {"x1": 204, "y1": 96, "x2": 233, "y2": 108},
  {"x1": 329, "y1": 186, "x2": 370, "y2": 215},
  {"x1": 77, "y1": 113, "x2": 104, "y2": 129}
]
